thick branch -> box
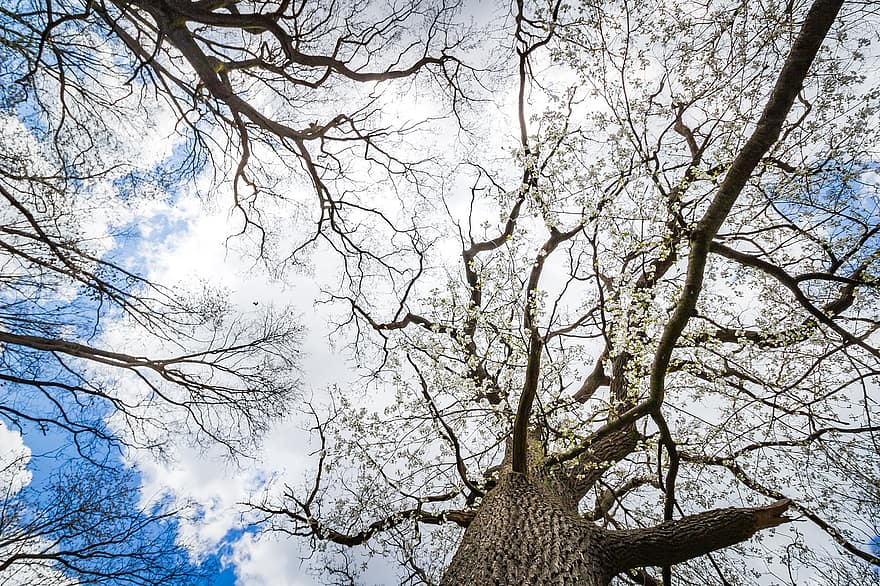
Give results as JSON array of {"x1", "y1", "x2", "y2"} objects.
[
  {"x1": 607, "y1": 500, "x2": 792, "y2": 572},
  {"x1": 513, "y1": 225, "x2": 582, "y2": 474},
  {"x1": 682, "y1": 453, "x2": 880, "y2": 567},
  {"x1": 573, "y1": 349, "x2": 610, "y2": 402},
  {"x1": 646, "y1": 0, "x2": 844, "y2": 418},
  {"x1": 563, "y1": 353, "x2": 639, "y2": 498}
]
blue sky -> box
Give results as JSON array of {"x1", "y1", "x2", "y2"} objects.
[
  {"x1": 0, "y1": 52, "x2": 240, "y2": 579},
  {"x1": 0, "y1": 218, "x2": 241, "y2": 585}
]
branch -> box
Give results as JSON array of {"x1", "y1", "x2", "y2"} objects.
[
  {"x1": 590, "y1": 476, "x2": 662, "y2": 522},
  {"x1": 573, "y1": 349, "x2": 610, "y2": 402},
  {"x1": 606, "y1": 500, "x2": 793, "y2": 572},
  {"x1": 711, "y1": 242, "x2": 879, "y2": 360},
  {"x1": 682, "y1": 453, "x2": 880, "y2": 567},
  {"x1": 512, "y1": 224, "x2": 583, "y2": 474},
  {"x1": 406, "y1": 354, "x2": 484, "y2": 498},
  {"x1": 257, "y1": 502, "x2": 474, "y2": 547},
  {"x1": 646, "y1": 0, "x2": 845, "y2": 427},
  {"x1": 620, "y1": 568, "x2": 662, "y2": 586},
  {"x1": 555, "y1": 0, "x2": 845, "y2": 478}
]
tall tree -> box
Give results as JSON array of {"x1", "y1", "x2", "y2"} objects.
[{"x1": 10, "y1": 0, "x2": 880, "y2": 584}]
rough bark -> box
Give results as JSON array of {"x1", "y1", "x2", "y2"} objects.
[
  {"x1": 441, "y1": 471, "x2": 792, "y2": 585},
  {"x1": 440, "y1": 472, "x2": 613, "y2": 586},
  {"x1": 605, "y1": 499, "x2": 793, "y2": 571}
]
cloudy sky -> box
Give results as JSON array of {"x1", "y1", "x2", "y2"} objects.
[
  {"x1": 0, "y1": 49, "x2": 495, "y2": 584},
  {"x1": 2, "y1": 2, "x2": 879, "y2": 585}
]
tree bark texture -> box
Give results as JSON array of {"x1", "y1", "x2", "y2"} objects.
[
  {"x1": 440, "y1": 472, "x2": 613, "y2": 586},
  {"x1": 441, "y1": 471, "x2": 791, "y2": 585}
]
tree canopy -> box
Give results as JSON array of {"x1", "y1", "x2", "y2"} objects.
[{"x1": 2, "y1": 0, "x2": 879, "y2": 584}]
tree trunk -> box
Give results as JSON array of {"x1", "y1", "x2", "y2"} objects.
[
  {"x1": 441, "y1": 471, "x2": 792, "y2": 585},
  {"x1": 441, "y1": 472, "x2": 613, "y2": 585}
]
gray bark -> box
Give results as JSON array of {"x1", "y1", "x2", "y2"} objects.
[
  {"x1": 441, "y1": 471, "x2": 791, "y2": 585},
  {"x1": 441, "y1": 472, "x2": 613, "y2": 586}
]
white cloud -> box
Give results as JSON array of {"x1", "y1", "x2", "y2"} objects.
[
  {"x1": 229, "y1": 532, "x2": 316, "y2": 586},
  {"x1": 0, "y1": 422, "x2": 31, "y2": 498},
  {"x1": 89, "y1": 181, "x2": 360, "y2": 583}
]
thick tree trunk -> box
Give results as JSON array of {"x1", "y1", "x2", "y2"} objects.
[
  {"x1": 441, "y1": 472, "x2": 792, "y2": 585},
  {"x1": 441, "y1": 472, "x2": 613, "y2": 585}
]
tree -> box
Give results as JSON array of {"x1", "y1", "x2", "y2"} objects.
[
  {"x1": 1, "y1": 452, "x2": 211, "y2": 586},
  {"x1": 0, "y1": 2, "x2": 300, "y2": 583},
  {"x1": 10, "y1": 0, "x2": 880, "y2": 584}
]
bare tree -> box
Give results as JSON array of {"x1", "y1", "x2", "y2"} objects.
[
  {"x1": 8, "y1": 0, "x2": 880, "y2": 584},
  {"x1": 1, "y1": 3, "x2": 301, "y2": 583},
  {"x1": 0, "y1": 462, "x2": 214, "y2": 585},
  {"x1": 0, "y1": 116, "x2": 301, "y2": 459}
]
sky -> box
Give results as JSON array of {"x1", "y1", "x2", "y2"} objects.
[
  {"x1": 0, "y1": 49, "x2": 321, "y2": 579},
  {"x1": 98, "y1": 194, "x2": 348, "y2": 584},
  {"x1": 1, "y1": 2, "x2": 879, "y2": 586},
  {"x1": 0, "y1": 165, "x2": 337, "y2": 584}
]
